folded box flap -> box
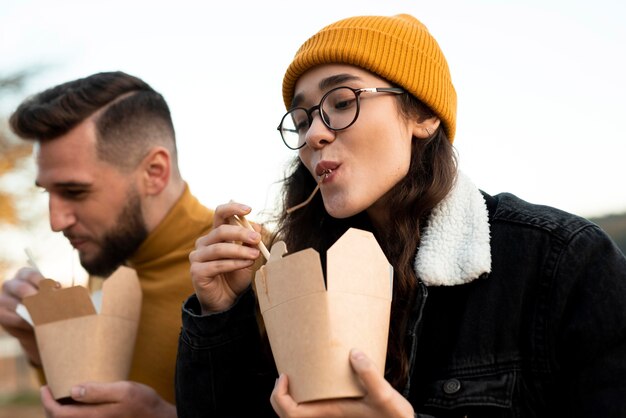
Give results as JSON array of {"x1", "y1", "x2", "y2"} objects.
[
  {"x1": 257, "y1": 228, "x2": 393, "y2": 403},
  {"x1": 23, "y1": 279, "x2": 96, "y2": 326},
  {"x1": 255, "y1": 241, "x2": 325, "y2": 313},
  {"x1": 100, "y1": 266, "x2": 142, "y2": 321},
  {"x1": 327, "y1": 228, "x2": 392, "y2": 300}
]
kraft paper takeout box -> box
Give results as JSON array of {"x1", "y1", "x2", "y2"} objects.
[
  {"x1": 22, "y1": 266, "x2": 141, "y2": 400},
  {"x1": 254, "y1": 228, "x2": 393, "y2": 403}
]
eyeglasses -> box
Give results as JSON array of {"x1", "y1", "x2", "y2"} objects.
[{"x1": 277, "y1": 86, "x2": 405, "y2": 150}]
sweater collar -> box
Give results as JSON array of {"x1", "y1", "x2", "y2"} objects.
[
  {"x1": 128, "y1": 184, "x2": 206, "y2": 268},
  {"x1": 414, "y1": 172, "x2": 492, "y2": 286}
]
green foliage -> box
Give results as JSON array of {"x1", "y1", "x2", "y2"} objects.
[{"x1": 0, "y1": 390, "x2": 40, "y2": 406}]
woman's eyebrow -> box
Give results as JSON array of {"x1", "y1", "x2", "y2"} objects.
[
  {"x1": 291, "y1": 73, "x2": 363, "y2": 108},
  {"x1": 318, "y1": 73, "x2": 361, "y2": 91}
]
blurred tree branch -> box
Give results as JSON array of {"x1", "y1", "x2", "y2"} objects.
[
  {"x1": 0, "y1": 70, "x2": 47, "y2": 276},
  {"x1": 0, "y1": 71, "x2": 35, "y2": 226},
  {"x1": 0, "y1": 70, "x2": 31, "y2": 91},
  {"x1": 0, "y1": 140, "x2": 33, "y2": 225}
]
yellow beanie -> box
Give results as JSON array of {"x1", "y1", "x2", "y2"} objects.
[{"x1": 282, "y1": 14, "x2": 457, "y2": 141}]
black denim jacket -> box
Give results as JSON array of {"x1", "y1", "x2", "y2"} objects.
[{"x1": 176, "y1": 191, "x2": 626, "y2": 418}]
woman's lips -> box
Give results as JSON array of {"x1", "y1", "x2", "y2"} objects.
[
  {"x1": 315, "y1": 161, "x2": 340, "y2": 178},
  {"x1": 321, "y1": 169, "x2": 335, "y2": 183}
]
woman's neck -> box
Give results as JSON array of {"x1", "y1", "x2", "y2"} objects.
[{"x1": 366, "y1": 200, "x2": 391, "y2": 233}]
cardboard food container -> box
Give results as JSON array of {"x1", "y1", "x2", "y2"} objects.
[
  {"x1": 254, "y1": 228, "x2": 393, "y2": 403},
  {"x1": 22, "y1": 266, "x2": 141, "y2": 400}
]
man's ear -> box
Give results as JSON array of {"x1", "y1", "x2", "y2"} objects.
[
  {"x1": 412, "y1": 116, "x2": 441, "y2": 139},
  {"x1": 140, "y1": 147, "x2": 171, "y2": 196}
]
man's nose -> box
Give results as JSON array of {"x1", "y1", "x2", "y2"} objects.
[{"x1": 48, "y1": 196, "x2": 76, "y2": 232}]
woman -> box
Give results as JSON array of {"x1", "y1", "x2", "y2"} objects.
[{"x1": 176, "y1": 14, "x2": 626, "y2": 418}]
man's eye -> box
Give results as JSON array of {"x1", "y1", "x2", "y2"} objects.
[{"x1": 62, "y1": 190, "x2": 87, "y2": 199}]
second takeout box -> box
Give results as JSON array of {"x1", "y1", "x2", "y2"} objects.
[
  {"x1": 23, "y1": 266, "x2": 141, "y2": 400},
  {"x1": 254, "y1": 228, "x2": 393, "y2": 403}
]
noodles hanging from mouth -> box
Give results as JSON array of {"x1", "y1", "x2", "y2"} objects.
[{"x1": 286, "y1": 171, "x2": 330, "y2": 214}]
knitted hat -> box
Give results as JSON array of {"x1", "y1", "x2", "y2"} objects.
[{"x1": 282, "y1": 14, "x2": 457, "y2": 141}]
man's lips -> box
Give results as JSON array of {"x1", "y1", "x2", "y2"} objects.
[{"x1": 66, "y1": 236, "x2": 89, "y2": 249}]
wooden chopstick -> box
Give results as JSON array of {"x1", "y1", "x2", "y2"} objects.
[{"x1": 232, "y1": 214, "x2": 271, "y2": 261}]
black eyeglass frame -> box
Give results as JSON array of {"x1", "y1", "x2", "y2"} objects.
[{"x1": 277, "y1": 86, "x2": 405, "y2": 150}]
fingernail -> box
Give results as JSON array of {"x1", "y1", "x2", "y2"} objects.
[
  {"x1": 71, "y1": 386, "x2": 85, "y2": 398},
  {"x1": 351, "y1": 349, "x2": 364, "y2": 361},
  {"x1": 249, "y1": 231, "x2": 260, "y2": 241},
  {"x1": 240, "y1": 204, "x2": 251, "y2": 212}
]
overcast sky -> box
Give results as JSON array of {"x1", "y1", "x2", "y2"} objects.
[{"x1": 1, "y1": 0, "x2": 625, "y2": 282}]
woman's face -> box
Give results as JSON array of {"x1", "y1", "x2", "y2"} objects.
[{"x1": 295, "y1": 64, "x2": 419, "y2": 224}]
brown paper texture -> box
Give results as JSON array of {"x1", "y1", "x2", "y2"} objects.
[
  {"x1": 23, "y1": 266, "x2": 142, "y2": 400},
  {"x1": 254, "y1": 228, "x2": 393, "y2": 403}
]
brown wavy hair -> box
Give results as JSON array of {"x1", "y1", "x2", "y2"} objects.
[{"x1": 270, "y1": 92, "x2": 457, "y2": 389}]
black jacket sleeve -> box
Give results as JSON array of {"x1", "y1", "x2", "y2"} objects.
[
  {"x1": 175, "y1": 288, "x2": 277, "y2": 418},
  {"x1": 555, "y1": 225, "x2": 626, "y2": 417}
]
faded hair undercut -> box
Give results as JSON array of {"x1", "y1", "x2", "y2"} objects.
[{"x1": 9, "y1": 71, "x2": 178, "y2": 172}]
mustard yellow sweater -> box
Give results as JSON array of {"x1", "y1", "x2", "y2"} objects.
[{"x1": 125, "y1": 185, "x2": 213, "y2": 404}]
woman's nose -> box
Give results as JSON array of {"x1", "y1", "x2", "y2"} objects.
[{"x1": 304, "y1": 114, "x2": 336, "y2": 149}]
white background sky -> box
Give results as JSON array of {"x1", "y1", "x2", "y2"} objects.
[{"x1": 1, "y1": 0, "x2": 625, "y2": 282}]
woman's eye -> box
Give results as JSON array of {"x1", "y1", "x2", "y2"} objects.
[
  {"x1": 295, "y1": 119, "x2": 309, "y2": 133},
  {"x1": 334, "y1": 98, "x2": 355, "y2": 111}
]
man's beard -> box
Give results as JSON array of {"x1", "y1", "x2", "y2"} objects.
[{"x1": 80, "y1": 189, "x2": 148, "y2": 277}]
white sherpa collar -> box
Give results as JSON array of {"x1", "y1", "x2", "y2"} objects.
[{"x1": 414, "y1": 172, "x2": 491, "y2": 286}]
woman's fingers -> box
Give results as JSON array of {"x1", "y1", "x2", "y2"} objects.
[
  {"x1": 188, "y1": 201, "x2": 263, "y2": 313},
  {"x1": 194, "y1": 223, "x2": 261, "y2": 250},
  {"x1": 213, "y1": 202, "x2": 252, "y2": 226}
]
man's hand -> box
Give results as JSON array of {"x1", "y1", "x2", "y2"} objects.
[
  {"x1": 270, "y1": 349, "x2": 414, "y2": 418},
  {"x1": 0, "y1": 267, "x2": 46, "y2": 365},
  {"x1": 41, "y1": 381, "x2": 177, "y2": 418}
]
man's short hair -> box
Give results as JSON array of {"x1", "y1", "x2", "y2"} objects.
[{"x1": 9, "y1": 71, "x2": 177, "y2": 171}]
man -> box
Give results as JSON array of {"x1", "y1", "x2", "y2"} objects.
[{"x1": 0, "y1": 71, "x2": 213, "y2": 417}]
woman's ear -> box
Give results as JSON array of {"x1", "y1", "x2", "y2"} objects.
[
  {"x1": 139, "y1": 147, "x2": 171, "y2": 196},
  {"x1": 413, "y1": 116, "x2": 441, "y2": 139}
]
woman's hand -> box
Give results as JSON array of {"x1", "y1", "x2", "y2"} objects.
[
  {"x1": 270, "y1": 349, "x2": 415, "y2": 418},
  {"x1": 189, "y1": 202, "x2": 263, "y2": 313}
]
